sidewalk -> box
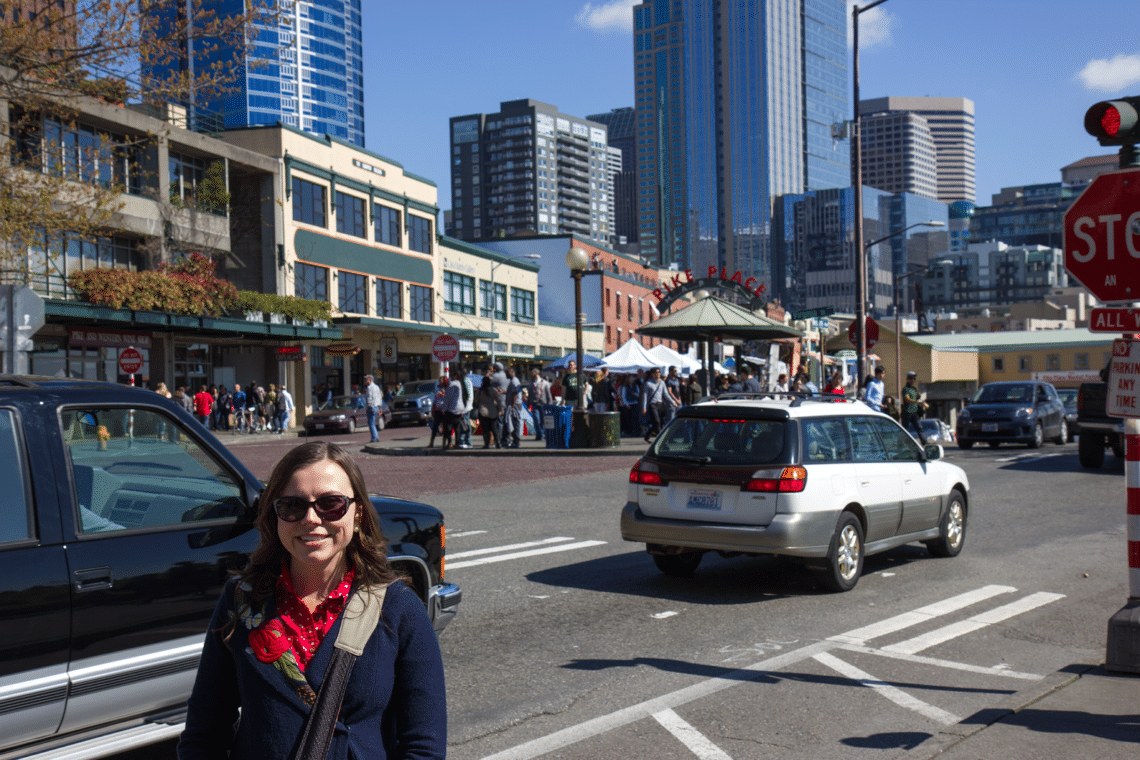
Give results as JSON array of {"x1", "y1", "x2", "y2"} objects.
[
  {"x1": 361, "y1": 427, "x2": 653, "y2": 457},
  {"x1": 902, "y1": 662, "x2": 1139, "y2": 759}
]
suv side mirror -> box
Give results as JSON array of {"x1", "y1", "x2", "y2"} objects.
[{"x1": 923, "y1": 443, "x2": 944, "y2": 461}]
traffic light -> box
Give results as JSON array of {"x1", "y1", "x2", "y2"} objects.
[{"x1": 1085, "y1": 97, "x2": 1140, "y2": 146}]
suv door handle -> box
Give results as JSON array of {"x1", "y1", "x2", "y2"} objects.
[{"x1": 73, "y1": 567, "x2": 113, "y2": 593}]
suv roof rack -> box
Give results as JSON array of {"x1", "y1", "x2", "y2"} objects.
[{"x1": 696, "y1": 391, "x2": 857, "y2": 408}]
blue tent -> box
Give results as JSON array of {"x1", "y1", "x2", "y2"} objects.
[{"x1": 544, "y1": 352, "x2": 603, "y2": 371}]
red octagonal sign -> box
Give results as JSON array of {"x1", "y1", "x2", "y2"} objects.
[{"x1": 1064, "y1": 168, "x2": 1140, "y2": 302}]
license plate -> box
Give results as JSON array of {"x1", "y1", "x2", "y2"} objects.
[
  {"x1": 315, "y1": 423, "x2": 324, "y2": 429},
  {"x1": 982, "y1": 423, "x2": 998, "y2": 432},
  {"x1": 687, "y1": 489, "x2": 721, "y2": 511}
]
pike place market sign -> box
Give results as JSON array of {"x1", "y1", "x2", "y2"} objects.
[{"x1": 653, "y1": 266, "x2": 768, "y2": 312}]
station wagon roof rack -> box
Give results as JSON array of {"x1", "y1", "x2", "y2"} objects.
[{"x1": 695, "y1": 391, "x2": 858, "y2": 408}]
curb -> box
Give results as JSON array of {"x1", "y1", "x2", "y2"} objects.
[
  {"x1": 361, "y1": 443, "x2": 649, "y2": 457},
  {"x1": 895, "y1": 661, "x2": 1099, "y2": 759}
]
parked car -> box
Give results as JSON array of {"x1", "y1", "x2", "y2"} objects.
[
  {"x1": 389, "y1": 380, "x2": 440, "y2": 427},
  {"x1": 919, "y1": 418, "x2": 956, "y2": 445},
  {"x1": 621, "y1": 395, "x2": 970, "y2": 592},
  {"x1": 0, "y1": 377, "x2": 461, "y2": 759},
  {"x1": 1055, "y1": 387, "x2": 1078, "y2": 442},
  {"x1": 956, "y1": 381, "x2": 1067, "y2": 449},
  {"x1": 303, "y1": 394, "x2": 390, "y2": 435}
]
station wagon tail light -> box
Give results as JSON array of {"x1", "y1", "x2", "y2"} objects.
[
  {"x1": 629, "y1": 459, "x2": 663, "y2": 486},
  {"x1": 744, "y1": 466, "x2": 807, "y2": 493}
]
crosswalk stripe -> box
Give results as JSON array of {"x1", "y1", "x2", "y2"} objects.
[
  {"x1": 828, "y1": 584, "x2": 1016, "y2": 645},
  {"x1": 448, "y1": 540, "x2": 607, "y2": 570},
  {"x1": 448, "y1": 537, "x2": 574, "y2": 560},
  {"x1": 448, "y1": 530, "x2": 488, "y2": 538},
  {"x1": 836, "y1": 643, "x2": 1043, "y2": 680},
  {"x1": 881, "y1": 592, "x2": 1065, "y2": 655},
  {"x1": 812, "y1": 652, "x2": 961, "y2": 725},
  {"x1": 653, "y1": 709, "x2": 733, "y2": 760}
]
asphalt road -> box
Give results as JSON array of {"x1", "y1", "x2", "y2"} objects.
[{"x1": 119, "y1": 433, "x2": 1132, "y2": 760}]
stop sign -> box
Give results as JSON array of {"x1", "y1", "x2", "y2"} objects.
[
  {"x1": 431, "y1": 334, "x2": 459, "y2": 363},
  {"x1": 848, "y1": 317, "x2": 879, "y2": 349},
  {"x1": 1064, "y1": 168, "x2": 1140, "y2": 302},
  {"x1": 118, "y1": 347, "x2": 143, "y2": 374}
]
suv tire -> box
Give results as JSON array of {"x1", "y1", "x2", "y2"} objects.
[
  {"x1": 958, "y1": 439, "x2": 973, "y2": 450},
  {"x1": 1053, "y1": 419, "x2": 1066, "y2": 445},
  {"x1": 925, "y1": 489, "x2": 966, "y2": 558},
  {"x1": 1079, "y1": 431, "x2": 1105, "y2": 469},
  {"x1": 652, "y1": 551, "x2": 703, "y2": 577},
  {"x1": 818, "y1": 513, "x2": 864, "y2": 593}
]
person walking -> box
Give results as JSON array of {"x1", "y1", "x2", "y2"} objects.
[
  {"x1": 427, "y1": 376, "x2": 448, "y2": 448},
  {"x1": 901, "y1": 370, "x2": 927, "y2": 443},
  {"x1": 503, "y1": 368, "x2": 526, "y2": 449},
  {"x1": 528, "y1": 369, "x2": 553, "y2": 442},
  {"x1": 193, "y1": 385, "x2": 213, "y2": 427},
  {"x1": 593, "y1": 367, "x2": 614, "y2": 413},
  {"x1": 740, "y1": 365, "x2": 763, "y2": 394},
  {"x1": 864, "y1": 366, "x2": 886, "y2": 412},
  {"x1": 456, "y1": 367, "x2": 474, "y2": 448},
  {"x1": 475, "y1": 367, "x2": 501, "y2": 449},
  {"x1": 275, "y1": 383, "x2": 294, "y2": 434},
  {"x1": 440, "y1": 374, "x2": 464, "y2": 450},
  {"x1": 641, "y1": 367, "x2": 667, "y2": 443},
  {"x1": 363, "y1": 374, "x2": 383, "y2": 442},
  {"x1": 265, "y1": 384, "x2": 278, "y2": 433}
]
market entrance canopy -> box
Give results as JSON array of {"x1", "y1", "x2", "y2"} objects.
[{"x1": 638, "y1": 296, "x2": 804, "y2": 342}]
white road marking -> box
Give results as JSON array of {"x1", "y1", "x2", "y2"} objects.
[
  {"x1": 653, "y1": 708, "x2": 733, "y2": 760},
  {"x1": 994, "y1": 453, "x2": 1061, "y2": 464},
  {"x1": 478, "y1": 585, "x2": 1047, "y2": 760},
  {"x1": 882, "y1": 592, "x2": 1066, "y2": 655},
  {"x1": 449, "y1": 530, "x2": 488, "y2": 538},
  {"x1": 653, "y1": 611, "x2": 679, "y2": 619},
  {"x1": 836, "y1": 643, "x2": 1043, "y2": 681},
  {"x1": 448, "y1": 537, "x2": 575, "y2": 560},
  {"x1": 880, "y1": 572, "x2": 896, "y2": 577},
  {"x1": 812, "y1": 652, "x2": 961, "y2": 725},
  {"x1": 828, "y1": 584, "x2": 1015, "y2": 645},
  {"x1": 448, "y1": 540, "x2": 607, "y2": 570}
]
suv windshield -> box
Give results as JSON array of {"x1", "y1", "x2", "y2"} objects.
[
  {"x1": 653, "y1": 416, "x2": 787, "y2": 465},
  {"x1": 973, "y1": 383, "x2": 1033, "y2": 404},
  {"x1": 396, "y1": 381, "x2": 437, "y2": 397}
]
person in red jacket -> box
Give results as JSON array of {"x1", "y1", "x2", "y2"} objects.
[{"x1": 193, "y1": 385, "x2": 213, "y2": 426}]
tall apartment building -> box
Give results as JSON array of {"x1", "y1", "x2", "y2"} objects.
[
  {"x1": 970, "y1": 183, "x2": 1077, "y2": 251},
  {"x1": 145, "y1": 0, "x2": 365, "y2": 146},
  {"x1": 860, "y1": 96, "x2": 975, "y2": 204},
  {"x1": 859, "y1": 111, "x2": 938, "y2": 200},
  {"x1": 448, "y1": 100, "x2": 612, "y2": 246},
  {"x1": 920, "y1": 241, "x2": 1069, "y2": 314},
  {"x1": 632, "y1": 0, "x2": 848, "y2": 276},
  {"x1": 586, "y1": 107, "x2": 638, "y2": 247}
]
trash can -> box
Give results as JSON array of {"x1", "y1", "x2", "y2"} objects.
[
  {"x1": 588, "y1": 411, "x2": 621, "y2": 449},
  {"x1": 543, "y1": 404, "x2": 572, "y2": 449}
]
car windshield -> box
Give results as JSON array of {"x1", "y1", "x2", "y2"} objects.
[
  {"x1": 653, "y1": 416, "x2": 786, "y2": 465},
  {"x1": 973, "y1": 384, "x2": 1033, "y2": 404},
  {"x1": 328, "y1": 396, "x2": 362, "y2": 410},
  {"x1": 396, "y1": 382, "x2": 437, "y2": 397}
]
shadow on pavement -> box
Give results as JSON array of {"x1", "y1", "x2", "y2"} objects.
[{"x1": 841, "y1": 731, "x2": 933, "y2": 750}]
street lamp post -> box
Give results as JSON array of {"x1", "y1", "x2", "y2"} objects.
[
  {"x1": 894, "y1": 255, "x2": 952, "y2": 405},
  {"x1": 566, "y1": 246, "x2": 591, "y2": 447},
  {"x1": 852, "y1": 0, "x2": 890, "y2": 384},
  {"x1": 488, "y1": 253, "x2": 540, "y2": 363}
]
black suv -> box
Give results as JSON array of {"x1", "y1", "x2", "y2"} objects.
[{"x1": 0, "y1": 377, "x2": 461, "y2": 759}]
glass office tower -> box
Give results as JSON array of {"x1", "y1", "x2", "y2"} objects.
[
  {"x1": 145, "y1": 0, "x2": 365, "y2": 147},
  {"x1": 633, "y1": 0, "x2": 847, "y2": 282}
]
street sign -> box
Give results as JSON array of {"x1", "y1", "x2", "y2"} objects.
[
  {"x1": 847, "y1": 317, "x2": 879, "y2": 349},
  {"x1": 432, "y1": 334, "x2": 459, "y2": 363},
  {"x1": 1089, "y1": 307, "x2": 1140, "y2": 333},
  {"x1": 1064, "y1": 168, "x2": 1140, "y2": 302},
  {"x1": 118, "y1": 347, "x2": 143, "y2": 375},
  {"x1": 1107, "y1": 339, "x2": 1140, "y2": 418},
  {"x1": 791, "y1": 306, "x2": 835, "y2": 320}
]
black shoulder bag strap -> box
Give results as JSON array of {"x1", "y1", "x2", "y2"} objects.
[{"x1": 293, "y1": 584, "x2": 387, "y2": 760}]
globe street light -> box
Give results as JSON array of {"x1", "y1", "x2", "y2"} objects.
[
  {"x1": 566, "y1": 246, "x2": 592, "y2": 447},
  {"x1": 488, "y1": 253, "x2": 540, "y2": 363}
]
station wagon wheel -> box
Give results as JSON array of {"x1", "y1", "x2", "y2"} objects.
[
  {"x1": 1028, "y1": 421, "x2": 1043, "y2": 449},
  {"x1": 652, "y1": 551, "x2": 703, "y2": 577},
  {"x1": 925, "y1": 488, "x2": 966, "y2": 558},
  {"x1": 347, "y1": 418, "x2": 356, "y2": 434},
  {"x1": 818, "y1": 513, "x2": 863, "y2": 592}
]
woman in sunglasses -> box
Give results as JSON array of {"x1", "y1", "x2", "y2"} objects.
[{"x1": 178, "y1": 441, "x2": 446, "y2": 760}]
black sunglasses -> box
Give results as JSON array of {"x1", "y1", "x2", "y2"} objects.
[{"x1": 273, "y1": 494, "x2": 354, "y2": 523}]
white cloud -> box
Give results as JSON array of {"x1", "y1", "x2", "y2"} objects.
[
  {"x1": 575, "y1": 0, "x2": 637, "y2": 33},
  {"x1": 847, "y1": 0, "x2": 893, "y2": 50},
  {"x1": 1077, "y1": 54, "x2": 1140, "y2": 93}
]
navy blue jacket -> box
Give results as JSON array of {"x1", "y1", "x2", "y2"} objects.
[{"x1": 178, "y1": 579, "x2": 446, "y2": 759}]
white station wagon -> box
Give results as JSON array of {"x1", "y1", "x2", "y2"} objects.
[{"x1": 621, "y1": 394, "x2": 970, "y2": 591}]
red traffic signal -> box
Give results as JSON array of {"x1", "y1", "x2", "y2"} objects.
[{"x1": 1085, "y1": 97, "x2": 1140, "y2": 146}]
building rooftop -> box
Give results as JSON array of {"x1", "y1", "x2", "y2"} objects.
[{"x1": 912, "y1": 328, "x2": 1108, "y2": 352}]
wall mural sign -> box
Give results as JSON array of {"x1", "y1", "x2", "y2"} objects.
[{"x1": 652, "y1": 266, "x2": 767, "y2": 312}]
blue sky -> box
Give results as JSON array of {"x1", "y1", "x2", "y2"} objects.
[{"x1": 363, "y1": 0, "x2": 1139, "y2": 213}]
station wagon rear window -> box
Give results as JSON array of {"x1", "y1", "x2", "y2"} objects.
[{"x1": 652, "y1": 417, "x2": 787, "y2": 465}]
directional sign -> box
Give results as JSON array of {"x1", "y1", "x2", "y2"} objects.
[
  {"x1": 791, "y1": 306, "x2": 835, "y2": 320},
  {"x1": 118, "y1": 347, "x2": 143, "y2": 374},
  {"x1": 1064, "y1": 168, "x2": 1140, "y2": 302},
  {"x1": 432, "y1": 333, "x2": 459, "y2": 363}
]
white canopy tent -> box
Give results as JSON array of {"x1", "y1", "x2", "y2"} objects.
[
  {"x1": 601, "y1": 339, "x2": 662, "y2": 374},
  {"x1": 646, "y1": 344, "x2": 701, "y2": 375}
]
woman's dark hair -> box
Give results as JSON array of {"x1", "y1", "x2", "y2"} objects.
[{"x1": 237, "y1": 441, "x2": 399, "y2": 601}]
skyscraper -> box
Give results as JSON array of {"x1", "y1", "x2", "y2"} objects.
[
  {"x1": 859, "y1": 111, "x2": 938, "y2": 200},
  {"x1": 632, "y1": 0, "x2": 848, "y2": 280},
  {"x1": 860, "y1": 97, "x2": 975, "y2": 204},
  {"x1": 586, "y1": 107, "x2": 638, "y2": 248},
  {"x1": 146, "y1": 0, "x2": 365, "y2": 146},
  {"x1": 449, "y1": 100, "x2": 612, "y2": 246}
]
